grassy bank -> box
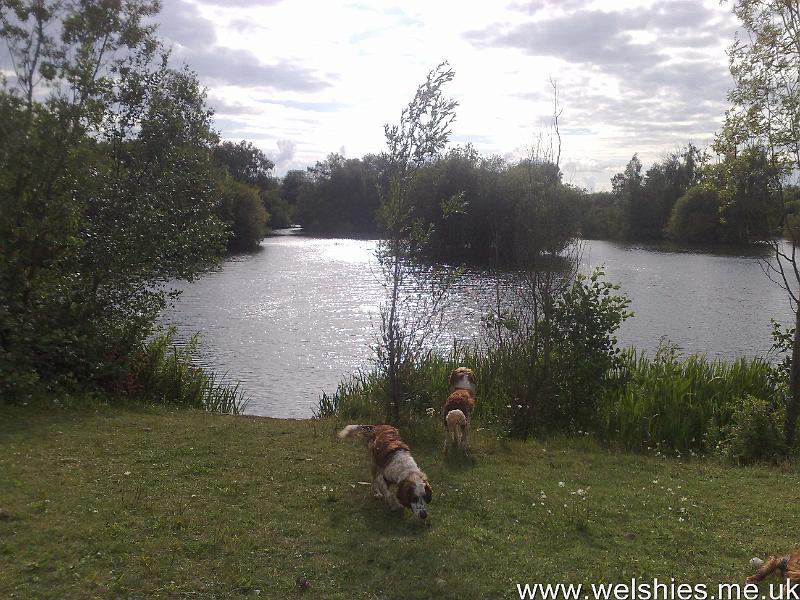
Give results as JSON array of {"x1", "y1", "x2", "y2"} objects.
[{"x1": 1, "y1": 403, "x2": 798, "y2": 599}]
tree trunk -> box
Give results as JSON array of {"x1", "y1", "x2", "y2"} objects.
[{"x1": 786, "y1": 306, "x2": 800, "y2": 448}]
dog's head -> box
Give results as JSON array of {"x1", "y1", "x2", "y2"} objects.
[
  {"x1": 449, "y1": 367, "x2": 476, "y2": 393},
  {"x1": 397, "y1": 475, "x2": 432, "y2": 520}
]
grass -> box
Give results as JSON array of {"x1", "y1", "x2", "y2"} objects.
[{"x1": 1, "y1": 402, "x2": 799, "y2": 599}]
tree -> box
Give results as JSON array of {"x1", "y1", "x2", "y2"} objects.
[
  {"x1": 213, "y1": 140, "x2": 275, "y2": 191},
  {"x1": 717, "y1": 0, "x2": 800, "y2": 447},
  {"x1": 376, "y1": 62, "x2": 459, "y2": 423},
  {"x1": 294, "y1": 154, "x2": 382, "y2": 234},
  {"x1": 612, "y1": 154, "x2": 646, "y2": 239},
  {"x1": 218, "y1": 177, "x2": 269, "y2": 251},
  {"x1": 0, "y1": 1, "x2": 226, "y2": 398},
  {"x1": 664, "y1": 184, "x2": 721, "y2": 243}
]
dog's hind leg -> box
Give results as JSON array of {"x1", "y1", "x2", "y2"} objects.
[
  {"x1": 370, "y1": 463, "x2": 384, "y2": 498},
  {"x1": 443, "y1": 422, "x2": 451, "y2": 454},
  {"x1": 461, "y1": 417, "x2": 470, "y2": 450}
]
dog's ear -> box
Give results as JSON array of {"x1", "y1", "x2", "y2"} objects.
[
  {"x1": 396, "y1": 479, "x2": 413, "y2": 508},
  {"x1": 448, "y1": 368, "x2": 458, "y2": 389},
  {"x1": 423, "y1": 481, "x2": 432, "y2": 503}
]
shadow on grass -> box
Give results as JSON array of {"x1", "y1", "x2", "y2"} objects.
[{"x1": 443, "y1": 449, "x2": 477, "y2": 470}]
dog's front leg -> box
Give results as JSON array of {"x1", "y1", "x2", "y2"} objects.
[
  {"x1": 374, "y1": 475, "x2": 403, "y2": 511},
  {"x1": 370, "y1": 464, "x2": 384, "y2": 498}
]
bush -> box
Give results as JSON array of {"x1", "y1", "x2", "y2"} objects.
[
  {"x1": 548, "y1": 269, "x2": 631, "y2": 431},
  {"x1": 1, "y1": 5, "x2": 226, "y2": 402},
  {"x1": 319, "y1": 269, "x2": 631, "y2": 440},
  {"x1": 218, "y1": 178, "x2": 269, "y2": 251},
  {"x1": 715, "y1": 394, "x2": 785, "y2": 464}
]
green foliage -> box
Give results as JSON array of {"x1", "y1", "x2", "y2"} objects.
[
  {"x1": 119, "y1": 329, "x2": 248, "y2": 414},
  {"x1": 0, "y1": 2, "x2": 226, "y2": 401},
  {"x1": 212, "y1": 140, "x2": 275, "y2": 191},
  {"x1": 292, "y1": 144, "x2": 580, "y2": 265},
  {"x1": 715, "y1": 0, "x2": 800, "y2": 447},
  {"x1": 579, "y1": 146, "x2": 706, "y2": 243},
  {"x1": 548, "y1": 269, "x2": 632, "y2": 430},
  {"x1": 212, "y1": 140, "x2": 276, "y2": 248},
  {"x1": 714, "y1": 394, "x2": 786, "y2": 464},
  {"x1": 324, "y1": 268, "x2": 631, "y2": 439},
  {"x1": 217, "y1": 178, "x2": 269, "y2": 251},
  {"x1": 769, "y1": 318, "x2": 793, "y2": 385},
  {"x1": 261, "y1": 188, "x2": 293, "y2": 229},
  {"x1": 294, "y1": 153, "x2": 384, "y2": 234},
  {"x1": 701, "y1": 148, "x2": 781, "y2": 244},
  {"x1": 579, "y1": 192, "x2": 624, "y2": 239},
  {"x1": 664, "y1": 184, "x2": 721, "y2": 243},
  {"x1": 599, "y1": 344, "x2": 778, "y2": 454},
  {"x1": 376, "y1": 61, "x2": 459, "y2": 423}
]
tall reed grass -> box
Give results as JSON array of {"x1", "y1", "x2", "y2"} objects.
[
  {"x1": 598, "y1": 344, "x2": 780, "y2": 453},
  {"x1": 124, "y1": 329, "x2": 248, "y2": 414}
]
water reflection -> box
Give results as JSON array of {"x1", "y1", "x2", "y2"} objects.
[{"x1": 159, "y1": 231, "x2": 794, "y2": 418}]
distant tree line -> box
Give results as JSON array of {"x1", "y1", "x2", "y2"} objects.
[
  {"x1": 260, "y1": 141, "x2": 796, "y2": 255},
  {"x1": 579, "y1": 144, "x2": 798, "y2": 245}
]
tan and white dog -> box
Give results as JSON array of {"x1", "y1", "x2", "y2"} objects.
[
  {"x1": 443, "y1": 367, "x2": 477, "y2": 453},
  {"x1": 338, "y1": 424, "x2": 431, "y2": 519}
]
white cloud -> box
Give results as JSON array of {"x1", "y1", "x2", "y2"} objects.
[{"x1": 149, "y1": 0, "x2": 739, "y2": 189}]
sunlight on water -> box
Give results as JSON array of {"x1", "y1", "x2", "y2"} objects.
[{"x1": 159, "y1": 231, "x2": 795, "y2": 418}]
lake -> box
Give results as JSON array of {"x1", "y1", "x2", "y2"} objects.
[{"x1": 160, "y1": 230, "x2": 795, "y2": 418}]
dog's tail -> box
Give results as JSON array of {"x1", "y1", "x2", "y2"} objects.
[
  {"x1": 445, "y1": 409, "x2": 467, "y2": 428},
  {"x1": 338, "y1": 424, "x2": 373, "y2": 439}
]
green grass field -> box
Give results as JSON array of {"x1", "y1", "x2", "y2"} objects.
[{"x1": 1, "y1": 403, "x2": 798, "y2": 599}]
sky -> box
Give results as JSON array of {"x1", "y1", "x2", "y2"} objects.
[{"x1": 7, "y1": 0, "x2": 743, "y2": 192}]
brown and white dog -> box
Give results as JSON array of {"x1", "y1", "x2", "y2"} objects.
[
  {"x1": 748, "y1": 551, "x2": 800, "y2": 585},
  {"x1": 443, "y1": 367, "x2": 477, "y2": 453},
  {"x1": 338, "y1": 424, "x2": 431, "y2": 519}
]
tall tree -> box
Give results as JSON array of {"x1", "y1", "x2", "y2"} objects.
[
  {"x1": 376, "y1": 62, "x2": 458, "y2": 423},
  {"x1": 612, "y1": 154, "x2": 646, "y2": 239},
  {"x1": 717, "y1": 0, "x2": 800, "y2": 446},
  {"x1": 213, "y1": 140, "x2": 275, "y2": 190},
  {"x1": 0, "y1": 1, "x2": 226, "y2": 397}
]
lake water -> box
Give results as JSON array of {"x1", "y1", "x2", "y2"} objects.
[{"x1": 160, "y1": 230, "x2": 795, "y2": 418}]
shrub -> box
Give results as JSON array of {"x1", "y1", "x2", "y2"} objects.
[
  {"x1": 218, "y1": 178, "x2": 269, "y2": 251},
  {"x1": 716, "y1": 394, "x2": 786, "y2": 464},
  {"x1": 1, "y1": 5, "x2": 226, "y2": 401},
  {"x1": 548, "y1": 269, "x2": 632, "y2": 431}
]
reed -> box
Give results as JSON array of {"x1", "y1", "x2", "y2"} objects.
[
  {"x1": 128, "y1": 329, "x2": 249, "y2": 414},
  {"x1": 598, "y1": 345, "x2": 779, "y2": 453}
]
